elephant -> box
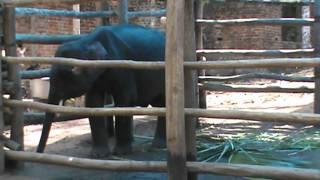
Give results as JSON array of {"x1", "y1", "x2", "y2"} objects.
[{"x1": 37, "y1": 24, "x2": 166, "y2": 156}]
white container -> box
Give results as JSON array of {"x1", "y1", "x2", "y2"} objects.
[{"x1": 30, "y1": 78, "x2": 50, "y2": 99}]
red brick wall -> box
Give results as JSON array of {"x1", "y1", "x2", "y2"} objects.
[
  {"x1": 16, "y1": 3, "x2": 74, "y2": 57},
  {"x1": 203, "y1": 2, "x2": 292, "y2": 50}
]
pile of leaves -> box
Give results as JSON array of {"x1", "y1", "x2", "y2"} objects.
[{"x1": 197, "y1": 129, "x2": 320, "y2": 169}]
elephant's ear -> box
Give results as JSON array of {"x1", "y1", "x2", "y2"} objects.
[{"x1": 86, "y1": 41, "x2": 108, "y2": 60}]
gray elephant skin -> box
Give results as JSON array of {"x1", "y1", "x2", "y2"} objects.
[{"x1": 37, "y1": 24, "x2": 166, "y2": 156}]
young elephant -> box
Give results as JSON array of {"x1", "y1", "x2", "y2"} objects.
[{"x1": 37, "y1": 24, "x2": 166, "y2": 157}]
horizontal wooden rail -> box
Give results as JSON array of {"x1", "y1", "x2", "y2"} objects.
[
  {"x1": 23, "y1": 112, "x2": 87, "y2": 126},
  {"x1": 0, "y1": 0, "x2": 314, "y2": 5},
  {"x1": 5, "y1": 100, "x2": 320, "y2": 125},
  {"x1": 0, "y1": 0, "x2": 87, "y2": 4},
  {"x1": 211, "y1": 0, "x2": 314, "y2": 4},
  {"x1": 14, "y1": 8, "x2": 166, "y2": 18},
  {"x1": 128, "y1": 9, "x2": 166, "y2": 17},
  {"x1": 2, "y1": 57, "x2": 165, "y2": 69},
  {"x1": 20, "y1": 68, "x2": 50, "y2": 79},
  {"x1": 5, "y1": 150, "x2": 320, "y2": 179},
  {"x1": 200, "y1": 82, "x2": 314, "y2": 93},
  {"x1": 196, "y1": 18, "x2": 314, "y2": 26},
  {"x1": 184, "y1": 58, "x2": 320, "y2": 69},
  {"x1": 197, "y1": 49, "x2": 314, "y2": 55},
  {"x1": 4, "y1": 100, "x2": 166, "y2": 116},
  {"x1": 4, "y1": 57, "x2": 320, "y2": 70},
  {"x1": 186, "y1": 108, "x2": 320, "y2": 125},
  {"x1": 198, "y1": 73, "x2": 314, "y2": 82},
  {"x1": 16, "y1": 34, "x2": 84, "y2": 44},
  {"x1": 15, "y1": 8, "x2": 116, "y2": 18}
]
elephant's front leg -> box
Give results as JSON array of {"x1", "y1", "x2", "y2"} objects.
[
  {"x1": 152, "y1": 116, "x2": 166, "y2": 148},
  {"x1": 114, "y1": 116, "x2": 133, "y2": 155},
  {"x1": 86, "y1": 90, "x2": 110, "y2": 158}
]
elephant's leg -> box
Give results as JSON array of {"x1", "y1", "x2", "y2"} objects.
[
  {"x1": 113, "y1": 95, "x2": 134, "y2": 155},
  {"x1": 152, "y1": 116, "x2": 166, "y2": 148},
  {"x1": 150, "y1": 96, "x2": 166, "y2": 148},
  {"x1": 104, "y1": 94, "x2": 114, "y2": 137},
  {"x1": 86, "y1": 90, "x2": 110, "y2": 158},
  {"x1": 114, "y1": 116, "x2": 133, "y2": 154}
]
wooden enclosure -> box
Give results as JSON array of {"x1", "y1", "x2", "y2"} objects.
[{"x1": 0, "y1": 0, "x2": 320, "y2": 180}]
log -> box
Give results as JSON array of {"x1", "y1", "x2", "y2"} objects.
[
  {"x1": 4, "y1": 150, "x2": 320, "y2": 179},
  {"x1": 195, "y1": 0, "x2": 207, "y2": 110},
  {"x1": 119, "y1": 0, "x2": 128, "y2": 23},
  {"x1": 313, "y1": 1, "x2": 320, "y2": 114},
  {"x1": 196, "y1": 49, "x2": 314, "y2": 56},
  {"x1": 184, "y1": 58, "x2": 320, "y2": 69},
  {"x1": 196, "y1": 18, "x2": 314, "y2": 26},
  {"x1": 3, "y1": 56, "x2": 164, "y2": 69},
  {"x1": 6, "y1": 57, "x2": 320, "y2": 70},
  {"x1": 3, "y1": 7, "x2": 24, "y2": 170},
  {"x1": 4, "y1": 100, "x2": 166, "y2": 116},
  {"x1": 16, "y1": 34, "x2": 84, "y2": 44},
  {"x1": 198, "y1": 73, "x2": 314, "y2": 82},
  {"x1": 0, "y1": 135, "x2": 21, "y2": 151},
  {"x1": 20, "y1": 69, "x2": 50, "y2": 79},
  {"x1": 184, "y1": 108, "x2": 320, "y2": 125},
  {"x1": 5, "y1": 150, "x2": 167, "y2": 172},
  {"x1": 0, "y1": 18, "x2": 4, "y2": 172},
  {"x1": 187, "y1": 162, "x2": 320, "y2": 180},
  {"x1": 2, "y1": 81, "x2": 15, "y2": 95},
  {"x1": 128, "y1": 9, "x2": 166, "y2": 17},
  {"x1": 1, "y1": 0, "x2": 85, "y2": 4},
  {"x1": 211, "y1": 0, "x2": 313, "y2": 4},
  {"x1": 200, "y1": 82, "x2": 314, "y2": 93},
  {"x1": 165, "y1": 0, "x2": 187, "y2": 177},
  {"x1": 23, "y1": 112, "x2": 87, "y2": 126},
  {"x1": 5, "y1": 100, "x2": 320, "y2": 125},
  {"x1": 184, "y1": 0, "x2": 197, "y2": 179},
  {"x1": 15, "y1": 8, "x2": 116, "y2": 18}
]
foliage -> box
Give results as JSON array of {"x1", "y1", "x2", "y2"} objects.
[{"x1": 196, "y1": 129, "x2": 320, "y2": 169}]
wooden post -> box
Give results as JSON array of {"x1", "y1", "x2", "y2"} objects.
[
  {"x1": 100, "y1": 0, "x2": 111, "y2": 25},
  {"x1": 165, "y1": 0, "x2": 187, "y2": 178},
  {"x1": 3, "y1": 6, "x2": 24, "y2": 168},
  {"x1": 0, "y1": 6, "x2": 4, "y2": 172},
  {"x1": 119, "y1": 0, "x2": 128, "y2": 23},
  {"x1": 195, "y1": 0, "x2": 207, "y2": 110},
  {"x1": 184, "y1": 0, "x2": 197, "y2": 179},
  {"x1": 314, "y1": 1, "x2": 320, "y2": 114}
]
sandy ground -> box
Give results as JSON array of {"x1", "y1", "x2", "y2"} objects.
[{"x1": 1, "y1": 69, "x2": 319, "y2": 179}]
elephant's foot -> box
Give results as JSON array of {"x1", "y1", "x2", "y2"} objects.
[
  {"x1": 113, "y1": 143, "x2": 132, "y2": 155},
  {"x1": 151, "y1": 138, "x2": 166, "y2": 149},
  {"x1": 90, "y1": 145, "x2": 111, "y2": 158}
]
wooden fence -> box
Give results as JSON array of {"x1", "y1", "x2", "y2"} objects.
[{"x1": 1, "y1": 0, "x2": 320, "y2": 180}]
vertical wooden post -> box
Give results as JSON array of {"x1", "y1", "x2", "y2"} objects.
[
  {"x1": 0, "y1": 55, "x2": 4, "y2": 173},
  {"x1": 184, "y1": 0, "x2": 197, "y2": 179},
  {"x1": 100, "y1": 0, "x2": 111, "y2": 25},
  {"x1": 0, "y1": 5, "x2": 4, "y2": 172},
  {"x1": 314, "y1": 1, "x2": 320, "y2": 114},
  {"x1": 195, "y1": 0, "x2": 206, "y2": 110},
  {"x1": 119, "y1": 0, "x2": 128, "y2": 24},
  {"x1": 3, "y1": 6, "x2": 24, "y2": 166},
  {"x1": 165, "y1": 0, "x2": 187, "y2": 178}
]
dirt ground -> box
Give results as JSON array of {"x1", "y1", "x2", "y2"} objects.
[{"x1": 1, "y1": 69, "x2": 319, "y2": 179}]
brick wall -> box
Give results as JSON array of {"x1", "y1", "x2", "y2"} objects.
[
  {"x1": 202, "y1": 2, "x2": 308, "y2": 75},
  {"x1": 203, "y1": 2, "x2": 297, "y2": 51},
  {"x1": 16, "y1": 3, "x2": 74, "y2": 58}
]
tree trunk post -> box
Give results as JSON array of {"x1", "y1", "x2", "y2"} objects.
[{"x1": 165, "y1": 0, "x2": 187, "y2": 178}]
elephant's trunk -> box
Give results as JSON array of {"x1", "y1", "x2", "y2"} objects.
[{"x1": 37, "y1": 91, "x2": 60, "y2": 153}]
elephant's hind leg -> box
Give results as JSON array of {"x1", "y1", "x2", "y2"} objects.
[{"x1": 86, "y1": 90, "x2": 110, "y2": 158}]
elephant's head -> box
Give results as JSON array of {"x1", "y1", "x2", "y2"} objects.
[{"x1": 37, "y1": 40, "x2": 108, "y2": 153}]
